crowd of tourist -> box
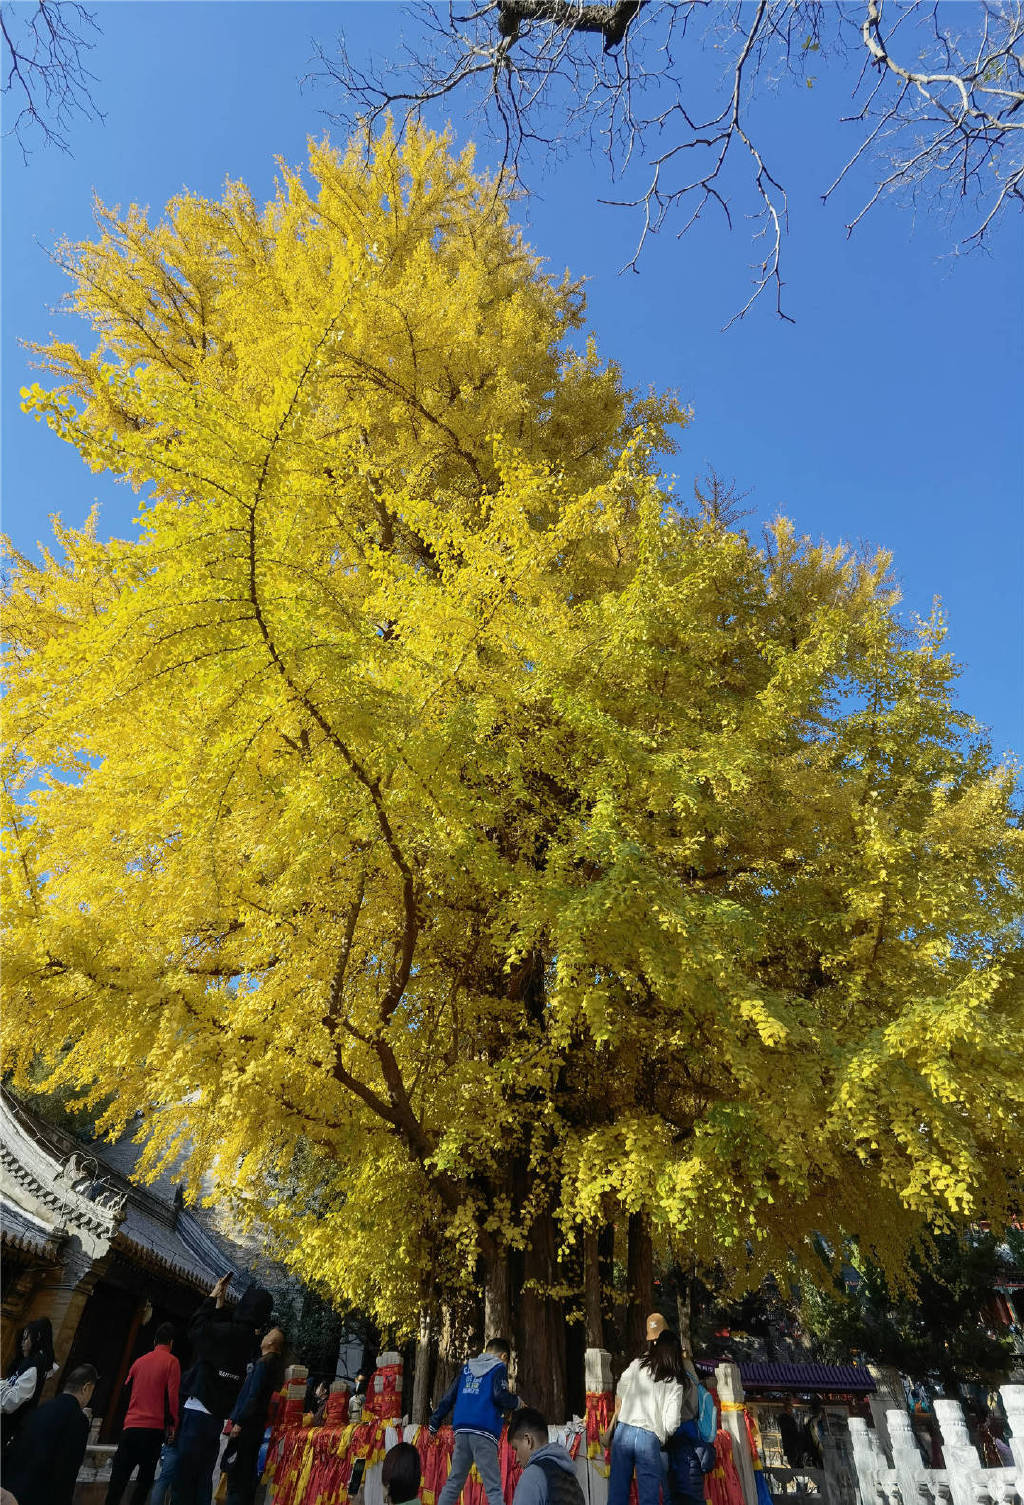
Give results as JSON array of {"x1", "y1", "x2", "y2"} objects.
[
  {"x1": 0, "y1": 1294, "x2": 718, "y2": 1505},
  {"x1": 13, "y1": 1294, "x2": 1004, "y2": 1505},
  {"x1": 0, "y1": 1272, "x2": 282, "y2": 1505}
]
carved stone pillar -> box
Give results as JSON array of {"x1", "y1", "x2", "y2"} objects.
[
  {"x1": 887, "y1": 1408, "x2": 927, "y2": 1505},
  {"x1": 585, "y1": 1347, "x2": 613, "y2": 1394},
  {"x1": 869, "y1": 1367, "x2": 908, "y2": 1460},
  {"x1": 850, "y1": 1415, "x2": 890, "y2": 1505},
  {"x1": 23, "y1": 1238, "x2": 105, "y2": 1396}
]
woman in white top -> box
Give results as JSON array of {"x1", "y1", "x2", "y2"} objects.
[
  {"x1": 0, "y1": 1318, "x2": 57, "y2": 1456},
  {"x1": 608, "y1": 1330, "x2": 688, "y2": 1505}
]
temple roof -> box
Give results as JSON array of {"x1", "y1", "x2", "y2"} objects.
[
  {"x1": 0, "y1": 1088, "x2": 245, "y2": 1294},
  {"x1": 696, "y1": 1359, "x2": 877, "y2": 1394},
  {"x1": 0, "y1": 1198, "x2": 65, "y2": 1260}
]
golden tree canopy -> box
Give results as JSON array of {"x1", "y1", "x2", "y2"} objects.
[{"x1": 3, "y1": 126, "x2": 1021, "y2": 1335}]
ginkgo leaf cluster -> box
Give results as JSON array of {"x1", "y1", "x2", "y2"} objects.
[{"x1": 3, "y1": 125, "x2": 1021, "y2": 1343}]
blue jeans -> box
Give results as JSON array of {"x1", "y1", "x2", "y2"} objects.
[
  {"x1": 152, "y1": 1437, "x2": 213, "y2": 1505},
  {"x1": 150, "y1": 1442, "x2": 178, "y2": 1505},
  {"x1": 609, "y1": 1423, "x2": 664, "y2": 1505},
  {"x1": 174, "y1": 1409, "x2": 222, "y2": 1505}
]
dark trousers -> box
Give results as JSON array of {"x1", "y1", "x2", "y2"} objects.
[
  {"x1": 106, "y1": 1426, "x2": 165, "y2": 1505},
  {"x1": 174, "y1": 1407, "x2": 222, "y2": 1505},
  {"x1": 224, "y1": 1427, "x2": 262, "y2": 1505}
]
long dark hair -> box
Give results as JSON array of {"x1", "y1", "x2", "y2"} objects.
[
  {"x1": 12, "y1": 1319, "x2": 55, "y2": 1401},
  {"x1": 640, "y1": 1329, "x2": 688, "y2": 1384}
]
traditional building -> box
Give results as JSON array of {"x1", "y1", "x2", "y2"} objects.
[{"x1": 0, "y1": 1087, "x2": 249, "y2": 1441}]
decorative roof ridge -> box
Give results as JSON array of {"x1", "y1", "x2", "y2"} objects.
[
  {"x1": 0, "y1": 1144, "x2": 123, "y2": 1240},
  {"x1": 0, "y1": 1200, "x2": 66, "y2": 1260},
  {"x1": 111, "y1": 1226, "x2": 214, "y2": 1291},
  {"x1": 0, "y1": 1094, "x2": 127, "y2": 1241},
  {"x1": 0, "y1": 1088, "x2": 180, "y2": 1231},
  {"x1": 2, "y1": 1090, "x2": 252, "y2": 1289}
]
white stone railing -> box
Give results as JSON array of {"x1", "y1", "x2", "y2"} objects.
[
  {"x1": 676, "y1": 1362, "x2": 1023, "y2": 1505},
  {"x1": 845, "y1": 1390, "x2": 1024, "y2": 1505}
]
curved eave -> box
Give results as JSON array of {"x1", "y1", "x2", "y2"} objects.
[
  {"x1": 1, "y1": 1222, "x2": 63, "y2": 1261},
  {"x1": 111, "y1": 1229, "x2": 217, "y2": 1293}
]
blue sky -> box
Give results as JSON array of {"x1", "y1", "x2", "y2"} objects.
[{"x1": 3, "y1": 1, "x2": 1021, "y2": 756}]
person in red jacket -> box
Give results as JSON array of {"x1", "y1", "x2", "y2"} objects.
[{"x1": 105, "y1": 1323, "x2": 181, "y2": 1505}]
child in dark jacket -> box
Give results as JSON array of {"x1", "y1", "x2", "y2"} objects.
[{"x1": 429, "y1": 1339, "x2": 519, "y2": 1505}]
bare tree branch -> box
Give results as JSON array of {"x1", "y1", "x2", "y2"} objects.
[
  {"x1": 313, "y1": 0, "x2": 1024, "y2": 322},
  {"x1": 1, "y1": 0, "x2": 102, "y2": 157}
]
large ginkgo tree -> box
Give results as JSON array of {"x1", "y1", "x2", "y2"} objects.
[{"x1": 3, "y1": 126, "x2": 1021, "y2": 1416}]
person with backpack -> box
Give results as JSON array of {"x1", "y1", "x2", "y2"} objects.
[
  {"x1": 777, "y1": 1398, "x2": 804, "y2": 1468},
  {"x1": 428, "y1": 1337, "x2": 520, "y2": 1505},
  {"x1": 508, "y1": 1408, "x2": 585, "y2": 1505},
  {"x1": 607, "y1": 1330, "x2": 687, "y2": 1505},
  {"x1": 222, "y1": 1325, "x2": 285, "y2": 1505},
  {"x1": 664, "y1": 1369, "x2": 718, "y2": 1505}
]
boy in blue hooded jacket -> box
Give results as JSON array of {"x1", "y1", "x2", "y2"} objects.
[{"x1": 429, "y1": 1338, "x2": 519, "y2": 1505}]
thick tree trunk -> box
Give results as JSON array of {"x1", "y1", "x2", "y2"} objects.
[
  {"x1": 598, "y1": 1223, "x2": 619, "y2": 1363},
  {"x1": 565, "y1": 1303, "x2": 586, "y2": 1419},
  {"x1": 626, "y1": 1211, "x2": 654, "y2": 1357},
  {"x1": 675, "y1": 1261, "x2": 697, "y2": 1355},
  {"x1": 583, "y1": 1228, "x2": 604, "y2": 1349},
  {"x1": 484, "y1": 1247, "x2": 512, "y2": 1343},
  {"x1": 515, "y1": 1209, "x2": 567, "y2": 1420},
  {"x1": 411, "y1": 1303, "x2": 435, "y2": 1424},
  {"x1": 433, "y1": 1298, "x2": 478, "y2": 1410}
]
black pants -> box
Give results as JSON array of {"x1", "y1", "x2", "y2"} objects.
[
  {"x1": 224, "y1": 1427, "x2": 262, "y2": 1505},
  {"x1": 105, "y1": 1426, "x2": 164, "y2": 1505},
  {"x1": 174, "y1": 1408, "x2": 223, "y2": 1505}
]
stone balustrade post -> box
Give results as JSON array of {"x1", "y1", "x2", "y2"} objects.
[
  {"x1": 887, "y1": 1408, "x2": 928, "y2": 1505},
  {"x1": 933, "y1": 1399, "x2": 983, "y2": 1505},
  {"x1": 715, "y1": 1362, "x2": 758, "y2": 1505},
  {"x1": 585, "y1": 1349, "x2": 613, "y2": 1395},
  {"x1": 869, "y1": 1369, "x2": 908, "y2": 1462},
  {"x1": 1001, "y1": 1387, "x2": 1024, "y2": 1474},
  {"x1": 851, "y1": 1416, "x2": 891, "y2": 1505}
]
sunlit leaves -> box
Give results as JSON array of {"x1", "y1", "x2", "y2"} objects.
[{"x1": 3, "y1": 126, "x2": 1021, "y2": 1330}]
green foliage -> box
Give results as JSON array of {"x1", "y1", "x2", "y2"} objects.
[
  {"x1": 801, "y1": 1230, "x2": 1019, "y2": 1387},
  {"x1": 5, "y1": 1054, "x2": 112, "y2": 1142}
]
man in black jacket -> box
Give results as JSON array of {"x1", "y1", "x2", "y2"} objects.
[
  {"x1": 175, "y1": 1276, "x2": 274, "y2": 1505},
  {"x1": 222, "y1": 1325, "x2": 285, "y2": 1505},
  {"x1": 3, "y1": 1363, "x2": 98, "y2": 1505}
]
